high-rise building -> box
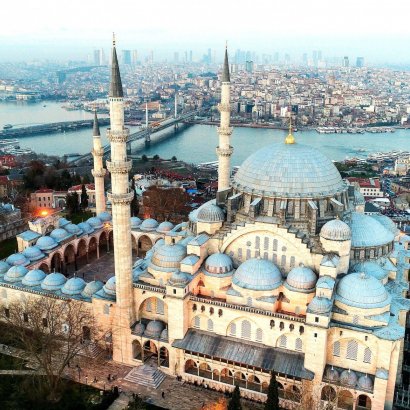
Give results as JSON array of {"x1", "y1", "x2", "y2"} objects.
[
  {"x1": 132, "y1": 50, "x2": 138, "y2": 65},
  {"x1": 245, "y1": 60, "x2": 254, "y2": 73},
  {"x1": 343, "y1": 56, "x2": 350, "y2": 68},
  {"x1": 93, "y1": 49, "x2": 104, "y2": 66},
  {"x1": 302, "y1": 53, "x2": 308, "y2": 65},
  {"x1": 356, "y1": 57, "x2": 365, "y2": 68},
  {"x1": 174, "y1": 52, "x2": 179, "y2": 63},
  {"x1": 189, "y1": 50, "x2": 193, "y2": 62},
  {"x1": 122, "y1": 50, "x2": 131, "y2": 65}
]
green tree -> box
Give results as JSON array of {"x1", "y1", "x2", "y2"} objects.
[
  {"x1": 127, "y1": 393, "x2": 146, "y2": 409},
  {"x1": 264, "y1": 372, "x2": 280, "y2": 410},
  {"x1": 80, "y1": 184, "x2": 89, "y2": 210},
  {"x1": 228, "y1": 385, "x2": 242, "y2": 410},
  {"x1": 153, "y1": 154, "x2": 160, "y2": 161},
  {"x1": 141, "y1": 155, "x2": 148, "y2": 162},
  {"x1": 130, "y1": 178, "x2": 139, "y2": 217},
  {"x1": 66, "y1": 192, "x2": 79, "y2": 216},
  {"x1": 171, "y1": 156, "x2": 177, "y2": 161}
]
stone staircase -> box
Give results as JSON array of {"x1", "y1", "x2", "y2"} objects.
[{"x1": 124, "y1": 364, "x2": 166, "y2": 389}]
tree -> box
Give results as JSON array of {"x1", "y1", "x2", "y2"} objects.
[
  {"x1": 171, "y1": 156, "x2": 177, "y2": 161},
  {"x1": 153, "y1": 154, "x2": 160, "y2": 161},
  {"x1": 265, "y1": 373, "x2": 280, "y2": 410},
  {"x1": 80, "y1": 184, "x2": 89, "y2": 210},
  {"x1": 1, "y1": 296, "x2": 98, "y2": 402},
  {"x1": 127, "y1": 393, "x2": 147, "y2": 409},
  {"x1": 228, "y1": 385, "x2": 242, "y2": 410},
  {"x1": 141, "y1": 155, "x2": 148, "y2": 162},
  {"x1": 66, "y1": 192, "x2": 79, "y2": 216},
  {"x1": 130, "y1": 179, "x2": 139, "y2": 217}
]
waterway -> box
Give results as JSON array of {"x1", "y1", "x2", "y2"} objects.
[{"x1": 0, "y1": 100, "x2": 409, "y2": 163}]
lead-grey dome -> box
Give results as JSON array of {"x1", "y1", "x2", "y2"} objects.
[
  {"x1": 0, "y1": 261, "x2": 10, "y2": 275},
  {"x1": 197, "y1": 204, "x2": 225, "y2": 223},
  {"x1": 151, "y1": 244, "x2": 187, "y2": 269},
  {"x1": 81, "y1": 280, "x2": 104, "y2": 297},
  {"x1": 168, "y1": 270, "x2": 191, "y2": 286},
  {"x1": 156, "y1": 221, "x2": 174, "y2": 233},
  {"x1": 358, "y1": 375, "x2": 373, "y2": 390},
  {"x1": 78, "y1": 222, "x2": 94, "y2": 234},
  {"x1": 4, "y1": 265, "x2": 29, "y2": 282},
  {"x1": 370, "y1": 214, "x2": 399, "y2": 237},
  {"x1": 340, "y1": 370, "x2": 358, "y2": 387},
  {"x1": 22, "y1": 269, "x2": 46, "y2": 287},
  {"x1": 233, "y1": 258, "x2": 282, "y2": 291},
  {"x1": 320, "y1": 219, "x2": 351, "y2": 241},
  {"x1": 286, "y1": 265, "x2": 317, "y2": 291},
  {"x1": 22, "y1": 246, "x2": 45, "y2": 262},
  {"x1": 103, "y1": 276, "x2": 116, "y2": 296},
  {"x1": 133, "y1": 322, "x2": 145, "y2": 336},
  {"x1": 233, "y1": 142, "x2": 345, "y2": 198},
  {"x1": 41, "y1": 272, "x2": 67, "y2": 291},
  {"x1": 130, "y1": 217, "x2": 142, "y2": 229},
  {"x1": 144, "y1": 320, "x2": 165, "y2": 338},
  {"x1": 325, "y1": 367, "x2": 339, "y2": 382},
  {"x1": 308, "y1": 296, "x2": 332, "y2": 314},
  {"x1": 140, "y1": 218, "x2": 159, "y2": 231},
  {"x1": 336, "y1": 272, "x2": 390, "y2": 309},
  {"x1": 65, "y1": 223, "x2": 83, "y2": 236},
  {"x1": 204, "y1": 253, "x2": 234, "y2": 275},
  {"x1": 62, "y1": 277, "x2": 86, "y2": 295},
  {"x1": 350, "y1": 261, "x2": 388, "y2": 282},
  {"x1": 6, "y1": 253, "x2": 30, "y2": 267}
]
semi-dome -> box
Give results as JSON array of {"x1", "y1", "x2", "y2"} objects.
[
  {"x1": 140, "y1": 218, "x2": 159, "y2": 231},
  {"x1": 156, "y1": 221, "x2": 174, "y2": 233},
  {"x1": 160, "y1": 327, "x2": 168, "y2": 340},
  {"x1": 197, "y1": 204, "x2": 225, "y2": 223},
  {"x1": 349, "y1": 212, "x2": 394, "y2": 248},
  {"x1": 97, "y1": 211, "x2": 111, "y2": 222},
  {"x1": 0, "y1": 261, "x2": 10, "y2": 275},
  {"x1": 204, "y1": 253, "x2": 234, "y2": 275},
  {"x1": 144, "y1": 320, "x2": 165, "y2": 338},
  {"x1": 151, "y1": 244, "x2": 187, "y2": 269},
  {"x1": 351, "y1": 261, "x2": 388, "y2": 282},
  {"x1": 87, "y1": 217, "x2": 103, "y2": 229},
  {"x1": 36, "y1": 235, "x2": 58, "y2": 251},
  {"x1": 358, "y1": 374, "x2": 373, "y2": 390},
  {"x1": 103, "y1": 276, "x2": 116, "y2": 296},
  {"x1": 22, "y1": 269, "x2": 46, "y2": 287},
  {"x1": 320, "y1": 219, "x2": 351, "y2": 241},
  {"x1": 370, "y1": 214, "x2": 399, "y2": 237},
  {"x1": 6, "y1": 253, "x2": 30, "y2": 266},
  {"x1": 130, "y1": 217, "x2": 142, "y2": 229},
  {"x1": 325, "y1": 367, "x2": 339, "y2": 382},
  {"x1": 22, "y1": 246, "x2": 45, "y2": 262},
  {"x1": 308, "y1": 296, "x2": 332, "y2": 314},
  {"x1": 340, "y1": 370, "x2": 358, "y2": 387},
  {"x1": 168, "y1": 270, "x2": 191, "y2": 286},
  {"x1": 233, "y1": 258, "x2": 282, "y2": 291},
  {"x1": 41, "y1": 272, "x2": 67, "y2": 291},
  {"x1": 50, "y1": 228, "x2": 70, "y2": 242},
  {"x1": 58, "y1": 217, "x2": 70, "y2": 228},
  {"x1": 133, "y1": 322, "x2": 145, "y2": 336},
  {"x1": 62, "y1": 277, "x2": 86, "y2": 295},
  {"x1": 233, "y1": 142, "x2": 345, "y2": 198},
  {"x1": 4, "y1": 265, "x2": 29, "y2": 282},
  {"x1": 65, "y1": 223, "x2": 83, "y2": 236},
  {"x1": 336, "y1": 272, "x2": 390, "y2": 309},
  {"x1": 286, "y1": 265, "x2": 317, "y2": 291},
  {"x1": 81, "y1": 280, "x2": 104, "y2": 297},
  {"x1": 78, "y1": 222, "x2": 94, "y2": 234}
]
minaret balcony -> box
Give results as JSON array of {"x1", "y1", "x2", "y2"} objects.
[
  {"x1": 216, "y1": 146, "x2": 234, "y2": 157},
  {"x1": 107, "y1": 190, "x2": 134, "y2": 205},
  {"x1": 217, "y1": 103, "x2": 231, "y2": 113},
  {"x1": 92, "y1": 169, "x2": 107, "y2": 178},
  {"x1": 107, "y1": 127, "x2": 130, "y2": 143},
  {"x1": 106, "y1": 160, "x2": 132, "y2": 174},
  {"x1": 217, "y1": 126, "x2": 233, "y2": 136},
  {"x1": 92, "y1": 148, "x2": 104, "y2": 157}
]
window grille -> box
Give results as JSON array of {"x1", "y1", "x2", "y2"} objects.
[
  {"x1": 246, "y1": 297, "x2": 252, "y2": 307},
  {"x1": 273, "y1": 239, "x2": 278, "y2": 251},
  {"x1": 229, "y1": 322, "x2": 236, "y2": 336},
  {"x1": 364, "y1": 347, "x2": 372, "y2": 363},
  {"x1": 295, "y1": 338, "x2": 302, "y2": 351},
  {"x1": 246, "y1": 249, "x2": 251, "y2": 259},
  {"x1": 255, "y1": 236, "x2": 260, "y2": 249},
  {"x1": 346, "y1": 340, "x2": 358, "y2": 360},
  {"x1": 241, "y1": 320, "x2": 251, "y2": 340},
  {"x1": 256, "y1": 328, "x2": 263, "y2": 342},
  {"x1": 264, "y1": 237, "x2": 269, "y2": 250},
  {"x1": 156, "y1": 299, "x2": 164, "y2": 315},
  {"x1": 103, "y1": 304, "x2": 110, "y2": 315},
  {"x1": 333, "y1": 341, "x2": 340, "y2": 357},
  {"x1": 352, "y1": 315, "x2": 359, "y2": 325},
  {"x1": 290, "y1": 256, "x2": 296, "y2": 268},
  {"x1": 146, "y1": 299, "x2": 152, "y2": 312},
  {"x1": 194, "y1": 316, "x2": 200, "y2": 329},
  {"x1": 279, "y1": 335, "x2": 287, "y2": 348},
  {"x1": 207, "y1": 319, "x2": 214, "y2": 332},
  {"x1": 281, "y1": 255, "x2": 286, "y2": 267}
]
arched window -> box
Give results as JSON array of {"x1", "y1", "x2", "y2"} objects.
[
  {"x1": 352, "y1": 315, "x2": 359, "y2": 325},
  {"x1": 241, "y1": 320, "x2": 251, "y2": 340},
  {"x1": 255, "y1": 236, "x2": 260, "y2": 249},
  {"x1": 246, "y1": 297, "x2": 252, "y2": 307},
  {"x1": 282, "y1": 246, "x2": 287, "y2": 252},
  {"x1": 264, "y1": 237, "x2": 269, "y2": 250},
  {"x1": 246, "y1": 249, "x2": 251, "y2": 259},
  {"x1": 229, "y1": 322, "x2": 236, "y2": 336},
  {"x1": 364, "y1": 347, "x2": 372, "y2": 363},
  {"x1": 295, "y1": 338, "x2": 302, "y2": 351},
  {"x1": 264, "y1": 252, "x2": 268, "y2": 259},
  {"x1": 333, "y1": 341, "x2": 340, "y2": 357},
  {"x1": 273, "y1": 239, "x2": 278, "y2": 251},
  {"x1": 238, "y1": 248, "x2": 242, "y2": 259},
  {"x1": 146, "y1": 299, "x2": 152, "y2": 312},
  {"x1": 272, "y1": 254, "x2": 277, "y2": 264},
  {"x1": 194, "y1": 316, "x2": 200, "y2": 329},
  {"x1": 290, "y1": 256, "x2": 296, "y2": 268},
  {"x1": 281, "y1": 255, "x2": 286, "y2": 267},
  {"x1": 279, "y1": 335, "x2": 287, "y2": 348},
  {"x1": 156, "y1": 299, "x2": 164, "y2": 315},
  {"x1": 346, "y1": 340, "x2": 358, "y2": 361},
  {"x1": 256, "y1": 328, "x2": 263, "y2": 342},
  {"x1": 207, "y1": 319, "x2": 214, "y2": 332}
]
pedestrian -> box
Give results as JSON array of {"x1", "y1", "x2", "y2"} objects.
[
  {"x1": 161, "y1": 391, "x2": 165, "y2": 398},
  {"x1": 93, "y1": 376, "x2": 97, "y2": 383},
  {"x1": 107, "y1": 373, "x2": 111, "y2": 382}
]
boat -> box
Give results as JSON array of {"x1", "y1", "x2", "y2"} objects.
[{"x1": 3, "y1": 124, "x2": 12, "y2": 130}]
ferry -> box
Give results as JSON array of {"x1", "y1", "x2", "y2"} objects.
[{"x1": 3, "y1": 124, "x2": 12, "y2": 130}]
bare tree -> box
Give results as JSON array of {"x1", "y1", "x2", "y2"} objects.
[{"x1": 1, "y1": 296, "x2": 99, "y2": 402}]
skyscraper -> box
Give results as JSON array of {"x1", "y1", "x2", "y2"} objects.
[
  {"x1": 174, "y1": 52, "x2": 179, "y2": 63},
  {"x1": 356, "y1": 57, "x2": 365, "y2": 68},
  {"x1": 132, "y1": 50, "x2": 138, "y2": 65},
  {"x1": 122, "y1": 50, "x2": 131, "y2": 65},
  {"x1": 343, "y1": 56, "x2": 350, "y2": 68}
]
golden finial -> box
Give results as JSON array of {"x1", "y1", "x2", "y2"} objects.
[
  {"x1": 112, "y1": 32, "x2": 116, "y2": 47},
  {"x1": 285, "y1": 115, "x2": 295, "y2": 144}
]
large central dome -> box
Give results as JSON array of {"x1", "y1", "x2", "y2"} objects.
[{"x1": 233, "y1": 143, "x2": 345, "y2": 198}]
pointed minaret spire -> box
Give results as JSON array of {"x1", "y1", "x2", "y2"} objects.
[
  {"x1": 222, "y1": 43, "x2": 230, "y2": 83},
  {"x1": 93, "y1": 110, "x2": 100, "y2": 136},
  {"x1": 285, "y1": 114, "x2": 295, "y2": 144},
  {"x1": 110, "y1": 33, "x2": 123, "y2": 98}
]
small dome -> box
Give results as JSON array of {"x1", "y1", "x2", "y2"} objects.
[
  {"x1": 130, "y1": 217, "x2": 142, "y2": 229},
  {"x1": 197, "y1": 204, "x2": 225, "y2": 223},
  {"x1": 58, "y1": 217, "x2": 70, "y2": 228},
  {"x1": 41, "y1": 272, "x2": 67, "y2": 291},
  {"x1": 22, "y1": 246, "x2": 45, "y2": 262},
  {"x1": 0, "y1": 261, "x2": 11, "y2": 275},
  {"x1": 6, "y1": 253, "x2": 29, "y2": 267},
  {"x1": 308, "y1": 297, "x2": 332, "y2": 314},
  {"x1": 140, "y1": 218, "x2": 159, "y2": 231},
  {"x1": 160, "y1": 327, "x2": 168, "y2": 340},
  {"x1": 340, "y1": 370, "x2": 358, "y2": 387},
  {"x1": 97, "y1": 212, "x2": 111, "y2": 222},
  {"x1": 336, "y1": 272, "x2": 390, "y2": 309},
  {"x1": 156, "y1": 221, "x2": 174, "y2": 233},
  {"x1": 65, "y1": 223, "x2": 83, "y2": 236},
  {"x1": 151, "y1": 244, "x2": 187, "y2": 269},
  {"x1": 78, "y1": 222, "x2": 94, "y2": 234},
  {"x1": 81, "y1": 280, "x2": 104, "y2": 297},
  {"x1": 36, "y1": 235, "x2": 58, "y2": 251},
  {"x1": 4, "y1": 265, "x2": 29, "y2": 282},
  {"x1": 286, "y1": 265, "x2": 317, "y2": 291},
  {"x1": 144, "y1": 320, "x2": 165, "y2": 338},
  {"x1": 204, "y1": 253, "x2": 234, "y2": 275},
  {"x1": 87, "y1": 217, "x2": 103, "y2": 229},
  {"x1": 358, "y1": 375, "x2": 373, "y2": 390},
  {"x1": 168, "y1": 270, "x2": 190, "y2": 286},
  {"x1": 103, "y1": 276, "x2": 116, "y2": 296},
  {"x1": 233, "y1": 258, "x2": 282, "y2": 291},
  {"x1": 349, "y1": 212, "x2": 394, "y2": 248},
  {"x1": 351, "y1": 261, "x2": 388, "y2": 282},
  {"x1": 325, "y1": 367, "x2": 339, "y2": 382},
  {"x1": 50, "y1": 228, "x2": 70, "y2": 242},
  {"x1": 62, "y1": 277, "x2": 86, "y2": 295},
  {"x1": 22, "y1": 269, "x2": 46, "y2": 287},
  {"x1": 133, "y1": 322, "x2": 145, "y2": 336},
  {"x1": 320, "y1": 219, "x2": 351, "y2": 241}
]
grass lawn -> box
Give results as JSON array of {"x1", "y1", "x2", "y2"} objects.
[{"x1": 0, "y1": 237, "x2": 17, "y2": 260}]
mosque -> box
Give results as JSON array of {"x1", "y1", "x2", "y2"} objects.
[{"x1": 1, "y1": 39, "x2": 410, "y2": 410}]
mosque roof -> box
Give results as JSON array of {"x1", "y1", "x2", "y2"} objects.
[
  {"x1": 81, "y1": 280, "x2": 104, "y2": 298},
  {"x1": 22, "y1": 269, "x2": 46, "y2": 287},
  {"x1": 50, "y1": 228, "x2": 71, "y2": 242},
  {"x1": 196, "y1": 204, "x2": 225, "y2": 223},
  {"x1": 6, "y1": 253, "x2": 30, "y2": 267},
  {"x1": 4, "y1": 265, "x2": 29, "y2": 282},
  {"x1": 130, "y1": 217, "x2": 142, "y2": 229},
  {"x1": 316, "y1": 276, "x2": 335, "y2": 290},
  {"x1": 41, "y1": 272, "x2": 67, "y2": 291},
  {"x1": 65, "y1": 223, "x2": 83, "y2": 236},
  {"x1": 97, "y1": 212, "x2": 111, "y2": 222},
  {"x1": 87, "y1": 217, "x2": 103, "y2": 229},
  {"x1": 17, "y1": 230, "x2": 41, "y2": 242},
  {"x1": 370, "y1": 214, "x2": 399, "y2": 236},
  {"x1": 307, "y1": 296, "x2": 332, "y2": 314},
  {"x1": 350, "y1": 261, "x2": 388, "y2": 281},
  {"x1": 151, "y1": 244, "x2": 187, "y2": 269},
  {"x1": 62, "y1": 277, "x2": 87, "y2": 295},
  {"x1": 36, "y1": 235, "x2": 58, "y2": 251},
  {"x1": 204, "y1": 253, "x2": 234, "y2": 276},
  {"x1": 103, "y1": 276, "x2": 116, "y2": 296},
  {"x1": 320, "y1": 219, "x2": 351, "y2": 241},
  {"x1": 156, "y1": 221, "x2": 174, "y2": 233},
  {"x1": 140, "y1": 218, "x2": 159, "y2": 231},
  {"x1": 232, "y1": 142, "x2": 345, "y2": 198},
  {"x1": 0, "y1": 261, "x2": 11, "y2": 275},
  {"x1": 77, "y1": 222, "x2": 94, "y2": 235},
  {"x1": 22, "y1": 246, "x2": 45, "y2": 262},
  {"x1": 144, "y1": 320, "x2": 165, "y2": 338},
  {"x1": 285, "y1": 265, "x2": 317, "y2": 291},
  {"x1": 58, "y1": 217, "x2": 71, "y2": 228}
]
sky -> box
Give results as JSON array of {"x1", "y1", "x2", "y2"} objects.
[{"x1": 1, "y1": 0, "x2": 410, "y2": 63}]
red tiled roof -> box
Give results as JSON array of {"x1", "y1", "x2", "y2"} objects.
[
  {"x1": 68, "y1": 184, "x2": 95, "y2": 191},
  {"x1": 35, "y1": 188, "x2": 54, "y2": 193}
]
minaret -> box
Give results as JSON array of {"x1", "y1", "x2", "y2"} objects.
[
  {"x1": 91, "y1": 111, "x2": 106, "y2": 215},
  {"x1": 216, "y1": 45, "x2": 233, "y2": 191},
  {"x1": 106, "y1": 35, "x2": 134, "y2": 362}
]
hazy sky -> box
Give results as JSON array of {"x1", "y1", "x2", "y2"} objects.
[{"x1": 2, "y1": 0, "x2": 410, "y2": 63}]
